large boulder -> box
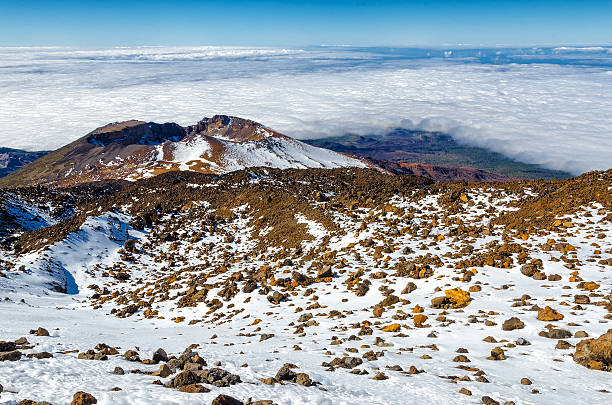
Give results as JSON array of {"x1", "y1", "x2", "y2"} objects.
[
  {"x1": 502, "y1": 317, "x2": 525, "y2": 331},
  {"x1": 573, "y1": 329, "x2": 612, "y2": 371}
]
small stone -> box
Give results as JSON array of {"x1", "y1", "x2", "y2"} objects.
[
  {"x1": 295, "y1": 373, "x2": 312, "y2": 386},
  {"x1": 413, "y1": 314, "x2": 428, "y2": 327},
  {"x1": 172, "y1": 370, "x2": 198, "y2": 388},
  {"x1": 152, "y1": 348, "x2": 168, "y2": 363},
  {"x1": 70, "y1": 391, "x2": 97, "y2": 405},
  {"x1": 211, "y1": 394, "x2": 244, "y2": 405},
  {"x1": 502, "y1": 317, "x2": 525, "y2": 331},
  {"x1": 0, "y1": 350, "x2": 21, "y2": 361},
  {"x1": 317, "y1": 266, "x2": 333, "y2": 279},
  {"x1": 547, "y1": 329, "x2": 572, "y2": 339},
  {"x1": 275, "y1": 366, "x2": 296, "y2": 381},
  {"x1": 267, "y1": 291, "x2": 288, "y2": 305},
  {"x1": 521, "y1": 378, "x2": 532, "y2": 385},
  {"x1": 14, "y1": 337, "x2": 29, "y2": 345},
  {"x1": 489, "y1": 347, "x2": 506, "y2": 360},
  {"x1": 0, "y1": 342, "x2": 16, "y2": 352},
  {"x1": 481, "y1": 396, "x2": 500, "y2": 405},
  {"x1": 556, "y1": 340, "x2": 572, "y2": 350},
  {"x1": 402, "y1": 282, "x2": 417, "y2": 294},
  {"x1": 260, "y1": 377, "x2": 276, "y2": 385},
  {"x1": 459, "y1": 387, "x2": 472, "y2": 395},
  {"x1": 30, "y1": 327, "x2": 50, "y2": 337},
  {"x1": 27, "y1": 352, "x2": 53, "y2": 359},
  {"x1": 574, "y1": 295, "x2": 590, "y2": 304},
  {"x1": 445, "y1": 287, "x2": 471, "y2": 308},
  {"x1": 537, "y1": 306, "x2": 564, "y2": 322},
  {"x1": 112, "y1": 367, "x2": 125, "y2": 375},
  {"x1": 123, "y1": 350, "x2": 140, "y2": 362},
  {"x1": 382, "y1": 323, "x2": 401, "y2": 332},
  {"x1": 297, "y1": 313, "x2": 313, "y2": 323},
  {"x1": 373, "y1": 372, "x2": 388, "y2": 380},
  {"x1": 153, "y1": 364, "x2": 172, "y2": 378},
  {"x1": 178, "y1": 384, "x2": 210, "y2": 393},
  {"x1": 520, "y1": 264, "x2": 537, "y2": 277}
]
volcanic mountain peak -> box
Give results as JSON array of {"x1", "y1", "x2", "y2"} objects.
[
  {"x1": 186, "y1": 115, "x2": 283, "y2": 142},
  {"x1": 0, "y1": 115, "x2": 368, "y2": 188}
]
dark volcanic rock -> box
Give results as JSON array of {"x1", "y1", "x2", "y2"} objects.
[
  {"x1": 0, "y1": 350, "x2": 21, "y2": 361},
  {"x1": 211, "y1": 395, "x2": 244, "y2": 405}
]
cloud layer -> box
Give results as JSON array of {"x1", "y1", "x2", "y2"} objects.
[{"x1": 0, "y1": 46, "x2": 611, "y2": 174}]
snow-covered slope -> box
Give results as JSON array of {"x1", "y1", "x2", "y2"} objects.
[
  {"x1": 0, "y1": 168, "x2": 610, "y2": 405},
  {"x1": 164, "y1": 133, "x2": 368, "y2": 175}
]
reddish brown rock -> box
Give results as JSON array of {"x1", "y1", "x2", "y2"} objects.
[
  {"x1": 70, "y1": 392, "x2": 97, "y2": 405},
  {"x1": 573, "y1": 329, "x2": 612, "y2": 371}
]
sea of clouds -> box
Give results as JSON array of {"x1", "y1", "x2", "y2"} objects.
[{"x1": 0, "y1": 45, "x2": 611, "y2": 174}]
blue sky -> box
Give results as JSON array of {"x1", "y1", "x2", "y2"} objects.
[{"x1": 0, "y1": 0, "x2": 610, "y2": 47}]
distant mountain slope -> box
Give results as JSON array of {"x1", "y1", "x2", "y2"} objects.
[
  {"x1": 0, "y1": 115, "x2": 369, "y2": 188},
  {"x1": 304, "y1": 129, "x2": 571, "y2": 180},
  {"x1": 366, "y1": 159, "x2": 516, "y2": 182},
  {"x1": 0, "y1": 147, "x2": 49, "y2": 178}
]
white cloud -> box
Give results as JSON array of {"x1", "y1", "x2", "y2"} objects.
[{"x1": 0, "y1": 46, "x2": 611, "y2": 174}]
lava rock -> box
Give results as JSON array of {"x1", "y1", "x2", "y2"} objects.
[
  {"x1": 573, "y1": 329, "x2": 612, "y2": 371},
  {"x1": 211, "y1": 395, "x2": 244, "y2": 405},
  {"x1": 152, "y1": 348, "x2": 168, "y2": 363},
  {"x1": 70, "y1": 392, "x2": 97, "y2": 405},
  {"x1": 501, "y1": 317, "x2": 525, "y2": 331},
  {"x1": 0, "y1": 350, "x2": 21, "y2": 361}
]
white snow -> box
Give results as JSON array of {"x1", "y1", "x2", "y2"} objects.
[{"x1": 0, "y1": 186, "x2": 610, "y2": 405}]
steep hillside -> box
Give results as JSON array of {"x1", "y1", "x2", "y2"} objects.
[
  {"x1": 0, "y1": 168, "x2": 610, "y2": 405},
  {"x1": 0, "y1": 115, "x2": 369, "y2": 188},
  {"x1": 0, "y1": 147, "x2": 49, "y2": 178},
  {"x1": 364, "y1": 159, "x2": 516, "y2": 182},
  {"x1": 305, "y1": 129, "x2": 572, "y2": 180}
]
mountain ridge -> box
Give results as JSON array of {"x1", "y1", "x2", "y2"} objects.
[{"x1": 0, "y1": 115, "x2": 369, "y2": 188}]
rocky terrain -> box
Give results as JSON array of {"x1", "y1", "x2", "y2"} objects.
[
  {"x1": 0, "y1": 119, "x2": 573, "y2": 186},
  {"x1": 0, "y1": 165, "x2": 610, "y2": 404},
  {"x1": 363, "y1": 159, "x2": 515, "y2": 183},
  {"x1": 0, "y1": 148, "x2": 49, "y2": 179},
  {"x1": 305, "y1": 129, "x2": 572, "y2": 181}
]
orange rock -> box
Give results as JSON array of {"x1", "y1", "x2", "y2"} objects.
[
  {"x1": 70, "y1": 392, "x2": 97, "y2": 405},
  {"x1": 382, "y1": 323, "x2": 401, "y2": 332},
  {"x1": 445, "y1": 287, "x2": 471, "y2": 308},
  {"x1": 373, "y1": 308, "x2": 384, "y2": 317},
  {"x1": 413, "y1": 314, "x2": 428, "y2": 327},
  {"x1": 412, "y1": 305, "x2": 424, "y2": 313},
  {"x1": 537, "y1": 306, "x2": 564, "y2": 322}
]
